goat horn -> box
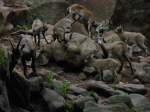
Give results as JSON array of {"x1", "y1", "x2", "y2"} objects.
[
  {"x1": 9, "y1": 39, "x2": 15, "y2": 50},
  {"x1": 16, "y1": 37, "x2": 22, "y2": 49}
]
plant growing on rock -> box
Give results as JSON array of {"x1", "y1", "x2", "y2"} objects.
[
  {"x1": 64, "y1": 100, "x2": 75, "y2": 112},
  {"x1": 59, "y1": 80, "x2": 71, "y2": 96},
  {"x1": 47, "y1": 71, "x2": 55, "y2": 85},
  {"x1": 16, "y1": 24, "x2": 32, "y2": 30}
]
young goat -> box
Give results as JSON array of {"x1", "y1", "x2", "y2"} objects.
[
  {"x1": 32, "y1": 19, "x2": 49, "y2": 47},
  {"x1": 9, "y1": 34, "x2": 36, "y2": 76},
  {"x1": 85, "y1": 55, "x2": 121, "y2": 81},
  {"x1": 115, "y1": 26, "x2": 148, "y2": 56}
]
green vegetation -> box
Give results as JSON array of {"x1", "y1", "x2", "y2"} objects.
[
  {"x1": 59, "y1": 80, "x2": 71, "y2": 96},
  {"x1": 47, "y1": 71, "x2": 55, "y2": 85},
  {"x1": 0, "y1": 48, "x2": 6, "y2": 69},
  {"x1": 64, "y1": 100, "x2": 75, "y2": 112},
  {"x1": 16, "y1": 24, "x2": 32, "y2": 30}
]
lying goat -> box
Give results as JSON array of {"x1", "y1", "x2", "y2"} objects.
[
  {"x1": 32, "y1": 19, "x2": 49, "y2": 47},
  {"x1": 115, "y1": 26, "x2": 148, "y2": 56},
  {"x1": 9, "y1": 34, "x2": 36, "y2": 76}
]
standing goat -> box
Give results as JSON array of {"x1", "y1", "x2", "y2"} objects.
[
  {"x1": 115, "y1": 26, "x2": 148, "y2": 56},
  {"x1": 66, "y1": 4, "x2": 95, "y2": 38},
  {"x1": 85, "y1": 56, "x2": 121, "y2": 81},
  {"x1": 32, "y1": 19, "x2": 49, "y2": 47},
  {"x1": 9, "y1": 33, "x2": 36, "y2": 76},
  {"x1": 95, "y1": 35, "x2": 134, "y2": 75}
]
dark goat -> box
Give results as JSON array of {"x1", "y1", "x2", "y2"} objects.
[{"x1": 9, "y1": 34, "x2": 36, "y2": 76}]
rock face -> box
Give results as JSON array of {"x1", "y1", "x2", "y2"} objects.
[{"x1": 111, "y1": 0, "x2": 150, "y2": 39}]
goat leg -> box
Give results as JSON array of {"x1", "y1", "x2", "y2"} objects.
[
  {"x1": 31, "y1": 52, "x2": 36, "y2": 75},
  {"x1": 42, "y1": 32, "x2": 49, "y2": 44},
  {"x1": 21, "y1": 57, "x2": 27, "y2": 76}
]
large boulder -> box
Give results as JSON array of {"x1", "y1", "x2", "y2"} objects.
[
  {"x1": 129, "y1": 94, "x2": 150, "y2": 112},
  {"x1": 38, "y1": 32, "x2": 100, "y2": 68}
]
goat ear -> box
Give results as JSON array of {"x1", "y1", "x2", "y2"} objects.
[{"x1": 9, "y1": 39, "x2": 15, "y2": 50}]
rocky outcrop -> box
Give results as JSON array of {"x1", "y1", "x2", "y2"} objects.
[{"x1": 111, "y1": 0, "x2": 150, "y2": 39}]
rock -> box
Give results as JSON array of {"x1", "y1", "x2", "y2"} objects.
[
  {"x1": 39, "y1": 32, "x2": 100, "y2": 68},
  {"x1": 132, "y1": 62, "x2": 150, "y2": 83},
  {"x1": 111, "y1": 0, "x2": 150, "y2": 52},
  {"x1": 6, "y1": 72, "x2": 32, "y2": 110},
  {"x1": 108, "y1": 95, "x2": 133, "y2": 108},
  {"x1": 129, "y1": 94, "x2": 150, "y2": 112},
  {"x1": 0, "y1": 80, "x2": 11, "y2": 112},
  {"x1": 103, "y1": 70, "x2": 115, "y2": 83},
  {"x1": 11, "y1": 107, "x2": 30, "y2": 112},
  {"x1": 28, "y1": 76, "x2": 43, "y2": 92},
  {"x1": 129, "y1": 94, "x2": 149, "y2": 107},
  {"x1": 83, "y1": 66, "x2": 96, "y2": 75},
  {"x1": 84, "y1": 100, "x2": 134, "y2": 112},
  {"x1": 83, "y1": 80, "x2": 119, "y2": 97},
  {"x1": 75, "y1": 95, "x2": 95, "y2": 111},
  {"x1": 132, "y1": 79, "x2": 141, "y2": 84},
  {"x1": 79, "y1": 73, "x2": 87, "y2": 80},
  {"x1": 41, "y1": 88, "x2": 65, "y2": 112},
  {"x1": 70, "y1": 85, "x2": 87, "y2": 95},
  {"x1": 114, "y1": 83, "x2": 147, "y2": 95}
]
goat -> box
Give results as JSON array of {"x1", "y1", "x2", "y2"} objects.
[
  {"x1": 98, "y1": 41, "x2": 134, "y2": 75},
  {"x1": 66, "y1": 4, "x2": 95, "y2": 38},
  {"x1": 115, "y1": 26, "x2": 148, "y2": 56},
  {"x1": 53, "y1": 12, "x2": 81, "y2": 45},
  {"x1": 9, "y1": 33, "x2": 36, "y2": 76},
  {"x1": 85, "y1": 56, "x2": 121, "y2": 81},
  {"x1": 32, "y1": 19, "x2": 49, "y2": 47}
]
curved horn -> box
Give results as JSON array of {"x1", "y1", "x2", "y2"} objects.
[
  {"x1": 16, "y1": 37, "x2": 22, "y2": 49},
  {"x1": 9, "y1": 39, "x2": 15, "y2": 50}
]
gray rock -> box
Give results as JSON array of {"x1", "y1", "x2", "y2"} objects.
[
  {"x1": 108, "y1": 95, "x2": 133, "y2": 108},
  {"x1": 0, "y1": 80, "x2": 11, "y2": 112},
  {"x1": 83, "y1": 80, "x2": 119, "y2": 97},
  {"x1": 84, "y1": 101, "x2": 134, "y2": 112},
  {"x1": 70, "y1": 85, "x2": 87, "y2": 95},
  {"x1": 103, "y1": 70, "x2": 114, "y2": 83},
  {"x1": 83, "y1": 66, "x2": 96, "y2": 74},
  {"x1": 28, "y1": 76, "x2": 43, "y2": 92},
  {"x1": 129, "y1": 94, "x2": 149, "y2": 107},
  {"x1": 75, "y1": 95, "x2": 95, "y2": 111},
  {"x1": 129, "y1": 94, "x2": 150, "y2": 112},
  {"x1": 41, "y1": 88, "x2": 65, "y2": 112},
  {"x1": 114, "y1": 83, "x2": 147, "y2": 95}
]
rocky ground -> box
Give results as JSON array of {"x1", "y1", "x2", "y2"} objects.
[{"x1": 0, "y1": 0, "x2": 150, "y2": 112}]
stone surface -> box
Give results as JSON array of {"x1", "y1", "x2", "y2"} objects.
[
  {"x1": 114, "y1": 83, "x2": 147, "y2": 95},
  {"x1": 41, "y1": 88, "x2": 65, "y2": 112},
  {"x1": 83, "y1": 80, "x2": 119, "y2": 97}
]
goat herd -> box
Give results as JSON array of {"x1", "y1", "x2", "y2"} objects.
[{"x1": 4, "y1": 4, "x2": 149, "y2": 83}]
